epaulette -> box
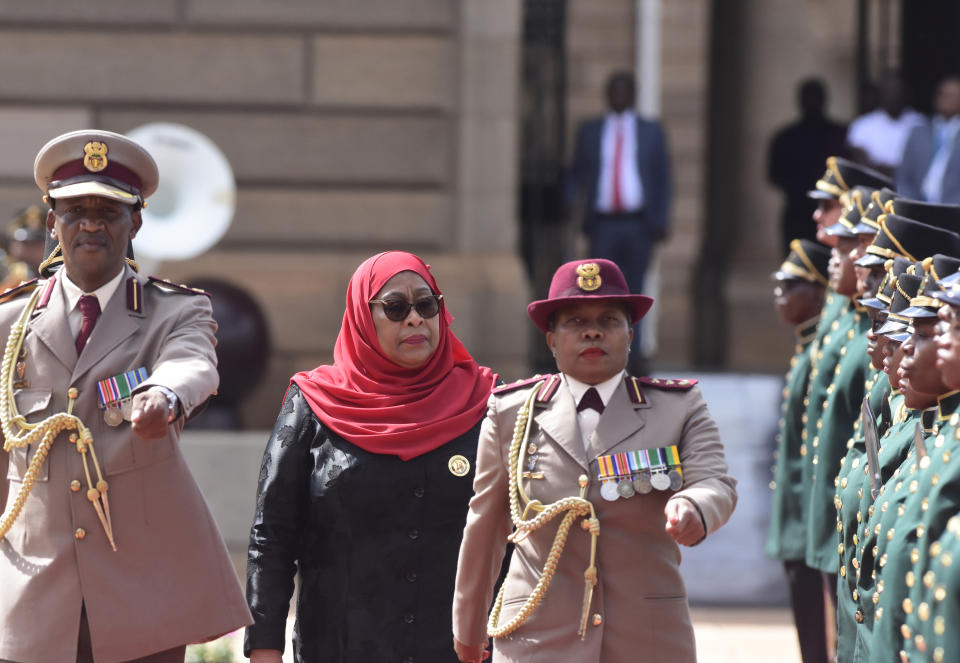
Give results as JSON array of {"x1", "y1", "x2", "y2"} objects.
[
  {"x1": 636, "y1": 377, "x2": 699, "y2": 391},
  {"x1": 147, "y1": 276, "x2": 211, "y2": 298},
  {"x1": 493, "y1": 374, "x2": 560, "y2": 403},
  {"x1": 0, "y1": 278, "x2": 39, "y2": 305}
]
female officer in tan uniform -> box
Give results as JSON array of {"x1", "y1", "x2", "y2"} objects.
[{"x1": 452, "y1": 259, "x2": 737, "y2": 663}]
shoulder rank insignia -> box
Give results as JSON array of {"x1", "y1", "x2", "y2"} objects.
[
  {"x1": 637, "y1": 377, "x2": 699, "y2": 391},
  {"x1": 493, "y1": 374, "x2": 559, "y2": 403},
  {"x1": 147, "y1": 276, "x2": 211, "y2": 298},
  {"x1": 0, "y1": 278, "x2": 39, "y2": 305}
]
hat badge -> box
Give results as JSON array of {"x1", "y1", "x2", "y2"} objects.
[
  {"x1": 576, "y1": 262, "x2": 602, "y2": 292},
  {"x1": 82, "y1": 141, "x2": 108, "y2": 173}
]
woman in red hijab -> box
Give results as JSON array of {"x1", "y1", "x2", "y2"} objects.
[{"x1": 245, "y1": 252, "x2": 496, "y2": 663}]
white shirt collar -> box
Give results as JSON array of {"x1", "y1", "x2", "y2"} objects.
[
  {"x1": 563, "y1": 370, "x2": 625, "y2": 409},
  {"x1": 60, "y1": 266, "x2": 126, "y2": 313}
]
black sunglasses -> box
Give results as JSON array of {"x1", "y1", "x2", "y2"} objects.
[{"x1": 370, "y1": 294, "x2": 443, "y2": 322}]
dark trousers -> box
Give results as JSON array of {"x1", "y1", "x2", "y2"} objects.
[
  {"x1": 782, "y1": 560, "x2": 830, "y2": 663},
  {"x1": 76, "y1": 604, "x2": 187, "y2": 663},
  {"x1": 588, "y1": 213, "x2": 654, "y2": 360}
]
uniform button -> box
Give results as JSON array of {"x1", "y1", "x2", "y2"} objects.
[
  {"x1": 403, "y1": 613, "x2": 415, "y2": 624},
  {"x1": 74, "y1": 528, "x2": 86, "y2": 540},
  {"x1": 855, "y1": 609, "x2": 864, "y2": 623},
  {"x1": 408, "y1": 529, "x2": 420, "y2": 540},
  {"x1": 592, "y1": 613, "x2": 603, "y2": 626},
  {"x1": 406, "y1": 571, "x2": 417, "y2": 582},
  {"x1": 70, "y1": 480, "x2": 82, "y2": 492},
  {"x1": 413, "y1": 487, "x2": 424, "y2": 498}
]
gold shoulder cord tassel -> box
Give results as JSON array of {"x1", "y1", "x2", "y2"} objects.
[
  {"x1": 487, "y1": 386, "x2": 600, "y2": 640},
  {"x1": 0, "y1": 289, "x2": 116, "y2": 550}
]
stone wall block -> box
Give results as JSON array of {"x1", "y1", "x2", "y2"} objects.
[
  {"x1": 102, "y1": 111, "x2": 451, "y2": 184},
  {"x1": 460, "y1": 38, "x2": 521, "y2": 116},
  {"x1": 185, "y1": 0, "x2": 455, "y2": 31},
  {"x1": 312, "y1": 36, "x2": 455, "y2": 109},
  {"x1": 0, "y1": 107, "x2": 93, "y2": 178},
  {"x1": 0, "y1": 32, "x2": 304, "y2": 104},
  {"x1": 0, "y1": 0, "x2": 177, "y2": 24},
  {"x1": 457, "y1": 116, "x2": 517, "y2": 252},
  {"x1": 227, "y1": 188, "x2": 451, "y2": 246}
]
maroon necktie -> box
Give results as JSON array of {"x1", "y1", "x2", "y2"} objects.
[
  {"x1": 75, "y1": 295, "x2": 101, "y2": 354},
  {"x1": 577, "y1": 387, "x2": 605, "y2": 414}
]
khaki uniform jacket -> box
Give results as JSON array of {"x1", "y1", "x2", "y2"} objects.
[
  {"x1": 0, "y1": 267, "x2": 251, "y2": 663},
  {"x1": 453, "y1": 375, "x2": 737, "y2": 663}
]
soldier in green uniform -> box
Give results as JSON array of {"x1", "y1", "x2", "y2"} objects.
[
  {"x1": 834, "y1": 255, "x2": 910, "y2": 662},
  {"x1": 800, "y1": 159, "x2": 893, "y2": 612},
  {"x1": 766, "y1": 239, "x2": 832, "y2": 663},
  {"x1": 900, "y1": 271, "x2": 960, "y2": 661},
  {"x1": 804, "y1": 179, "x2": 894, "y2": 604},
  {"x1": 862, "y1": 255, "x2": 960, "y2": 662},
  {"x1": 806, "y1": 159, "x2": 894, "y2": 361},
  {"x1": 3, "y1": 204, "x2": 46, "y2": 282},
  {"x1": 849, "y1": 272, "x2": 932, "y2": 662},
  {"x1": 834, "y1": 211, "x2": 960, "y2": 660}
]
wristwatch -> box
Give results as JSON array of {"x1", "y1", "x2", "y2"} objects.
[{"x1": 151, "y1": 386, "x2": 182, "y2": 423}]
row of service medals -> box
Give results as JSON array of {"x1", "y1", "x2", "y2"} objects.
[
  {"x1": 96, "y1": 367, "x2": 148, "y2": 426},
  {"x1": 596, "y1": 447, "x2": 683, "y2": 501}
]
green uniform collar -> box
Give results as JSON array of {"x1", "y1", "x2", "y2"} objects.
[{"x1": 937, "y1": 389, "x2": 960, "y2": 421}]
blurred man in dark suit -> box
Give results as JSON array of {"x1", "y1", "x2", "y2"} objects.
[{"x1": 570, "y1": 71, "x2": 670, "y2": 374}]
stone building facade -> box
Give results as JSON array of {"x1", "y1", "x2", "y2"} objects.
[
  {"x1": 0, "y1": 0, "x2": 529, "y2": 427},
  {"x1": 0, "y1": 0, "x2": 903, "y2": 426}
]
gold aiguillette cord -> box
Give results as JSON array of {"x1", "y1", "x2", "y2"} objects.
[
  {"x1": 68, "y1": 391, "x2": 115, "y2": 550},
  {"x1": 0, "y1": 288, "x2": 116, "y2": 550},
  {"x1": 487, "y1": 386, "x2": 600, "y2": 641}
]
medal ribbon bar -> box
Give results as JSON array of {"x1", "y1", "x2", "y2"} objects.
[{"x1": 96, "y1": 367, "x2": 148, "y2": 409}]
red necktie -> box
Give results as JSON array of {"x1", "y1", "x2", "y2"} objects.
[
  {"x1": 577, "y1": 387, "x2": 605, "y2": 414},
  {"x1": 75, "y1": 295, "x2": 101, "y2": 354},
  {"x1": 611, "y1": 118, "x2": 624, "y2": 212}
]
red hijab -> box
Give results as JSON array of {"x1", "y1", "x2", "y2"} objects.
[{"x1": 290, "y1": 251, "x2": 497, "y2": 460}]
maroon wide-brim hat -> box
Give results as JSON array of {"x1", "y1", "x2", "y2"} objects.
[{"x1": 527, "y1": 258, "x2": 654, "y2": 332}]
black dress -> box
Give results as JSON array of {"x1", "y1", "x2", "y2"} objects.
[{"x1": 245, "y1": 383, "x2": 483, "y2": 663}]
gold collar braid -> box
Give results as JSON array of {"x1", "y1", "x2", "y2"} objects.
[
  {"x1": 0, "y1": 288, "x2": 116, "y2": 549},
  {"x1": 487, "y1": 386, "x2": 600, "y2": 640}
]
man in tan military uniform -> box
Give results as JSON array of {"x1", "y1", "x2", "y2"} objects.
[
  {"x1": 0, "y1": 130, "x2": 251, "y2": 663},
  {"x1": 452, "y1": 259, "x2": 737, "y2": 663}
]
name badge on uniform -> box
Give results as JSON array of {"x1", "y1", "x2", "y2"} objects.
[{"x1": 96, "y1": 367, "x2": 149, "y2": 426}]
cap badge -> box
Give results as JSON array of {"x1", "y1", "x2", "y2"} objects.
[
  {"x1": 576, "y1": 263, "x2": 602, "y2": 292},
  {"x1": 83, "y1": 141, "x2": 108, "y2": 173}
]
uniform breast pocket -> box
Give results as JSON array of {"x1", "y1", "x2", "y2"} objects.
[{"x1": 6, "y1": 388, "x2": 53, "y2": 482}]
